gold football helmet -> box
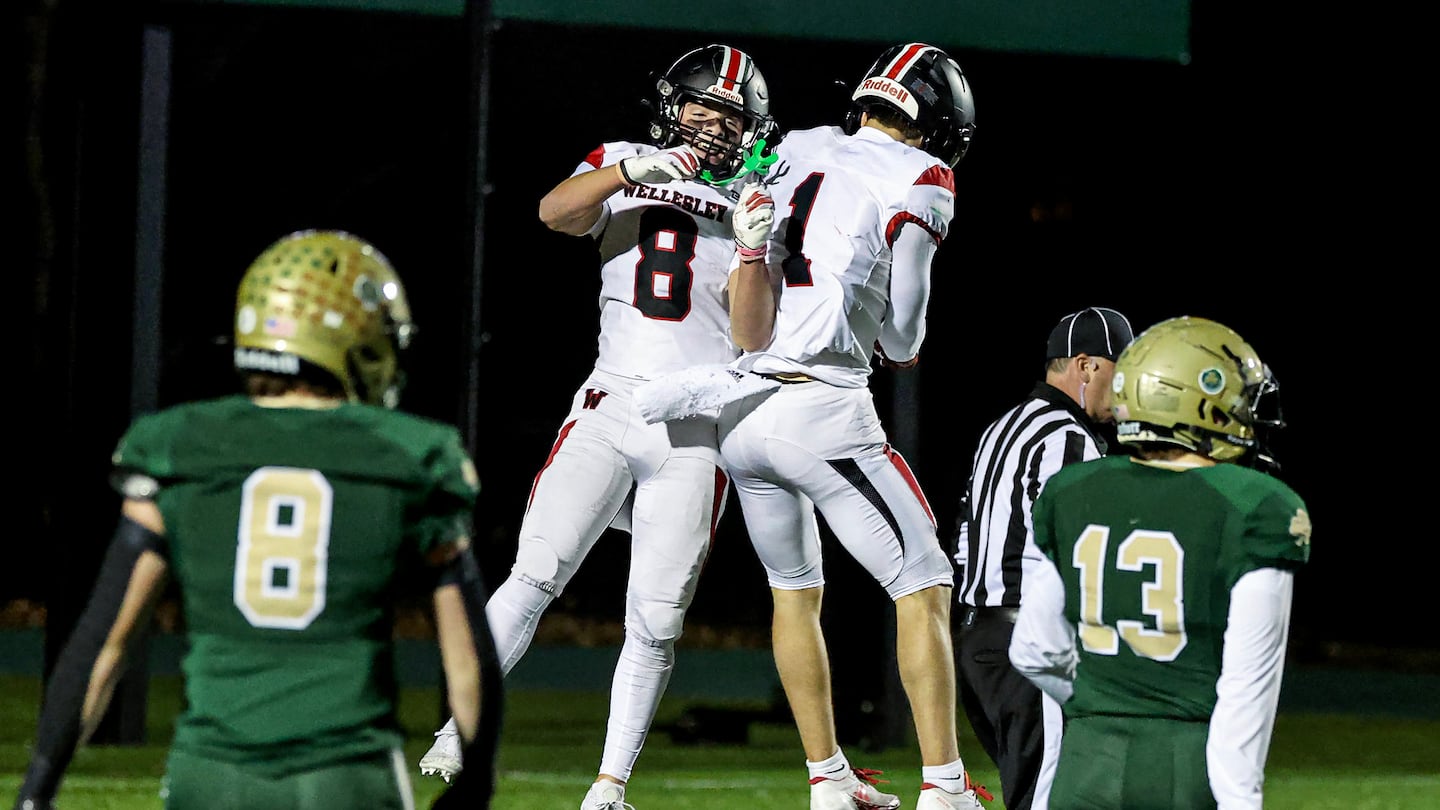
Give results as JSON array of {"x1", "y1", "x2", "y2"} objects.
[
  {"x1": 233, "y1": 230, "x2": 414, "y2": 408},
  {"x1": 1111, "y1": 316, "x2": 1283, "y2": 467}
]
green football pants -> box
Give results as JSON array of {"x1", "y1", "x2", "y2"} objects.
[
  {"x1": 1050, "y1": 715, "x2": 1215, "y2": 810},
  {"x1": 162, "y1": 747, "x2": 412, "y2": 810}
]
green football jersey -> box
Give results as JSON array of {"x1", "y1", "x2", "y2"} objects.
[
  {"x1": 1032, "y1": 454, "x2": 1310, "y2": 722},
  {"x1": 111, "y1": 395, "x2": 479, "y2": 776}
]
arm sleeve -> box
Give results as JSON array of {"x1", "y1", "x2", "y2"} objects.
[
  {"x1": 876, "y1": 223, "x2": 937, "y2": 364},
  {"x1": 15, "y1": 517, "x2": 165, "y2": 805},
  {"x1": 1207, "y1": 566, "x2": 1293, "y2": 810},
  {"x1": 431, "y1": 545, "x2": 504, "y2": 810},
  {"x1": 1008, "y1": 555, "x2": 1078, "y2": 703},
  {"x1": 876, "y1": 168, "x2": 953, "y2": 363}
]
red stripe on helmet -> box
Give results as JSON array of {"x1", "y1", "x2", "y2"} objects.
[
  {"x1": 717, "y1": 46, "x2": 744, "y2": 90},
  {"x1": 885, "y1": 43, "x2": 930, "y2": 80}
]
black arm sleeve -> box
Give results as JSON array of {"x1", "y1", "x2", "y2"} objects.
[
  {"x1": 13, "y1": 516, "x2": 164, "y2": 810},
  {"x1": 430, "y1": 544, "x2": 504, "y2": 810}
]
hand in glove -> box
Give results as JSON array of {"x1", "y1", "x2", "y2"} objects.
[
  {"x1": 618, "y1": 145, "x2": 701, "y2": 186},
  {"x1": 733, "y1": 182, "x2": 774, "y2": 260}
]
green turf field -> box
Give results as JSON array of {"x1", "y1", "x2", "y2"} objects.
[{"x1": 2, "y1": 674, "x2": 1437, "y2": 809}]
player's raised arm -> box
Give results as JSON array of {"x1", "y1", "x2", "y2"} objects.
[
  {"x1": 728, "y1": 181, "x2": 777, "y2": 351},
  {"x1": 539, "y1": 144, "x2": 701, "y2": 236}
]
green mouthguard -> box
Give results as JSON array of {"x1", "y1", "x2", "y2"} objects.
[{"x1": 700, "y1": 139, "x2": 779, "y2": 187}]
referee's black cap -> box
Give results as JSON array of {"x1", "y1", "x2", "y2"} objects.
[{"x1": 1045, "y1": 307, "x2": 1134, "y2": 361}]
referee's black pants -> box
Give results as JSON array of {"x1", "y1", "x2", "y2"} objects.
[{"x1": 957, "y1": 605, "x2": 1047, "y2": 810}]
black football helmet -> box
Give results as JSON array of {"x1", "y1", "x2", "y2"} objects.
[
  {"x1": 647, "y1": 44, "x2": 778, "y2": 186},
  {"x1": 844, "y1": 42, "x2": 976, "y2": 167}
]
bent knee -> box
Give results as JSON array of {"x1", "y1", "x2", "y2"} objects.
[
  {"x1": 632, "y1": 601, "x2": 688, "y2": 645},
  {"x1": 511, "y1": 539, "x2": 563, "y2": 591}
]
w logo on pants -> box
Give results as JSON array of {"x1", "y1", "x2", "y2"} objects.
[{"x1": 583, "y1": 389, "x2": 608, "y2": 410}]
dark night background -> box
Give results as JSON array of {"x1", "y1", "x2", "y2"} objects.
[{"x1": 11, "y1": 0, "x2": 1423, "y2": 694}]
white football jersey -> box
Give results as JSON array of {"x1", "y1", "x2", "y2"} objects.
[
  {"x1": 735, "y1": 125, "x2": 956, "y2": 387},
  {"x1": 574, "y1": 141, "x2": 742, "y2": 380}
]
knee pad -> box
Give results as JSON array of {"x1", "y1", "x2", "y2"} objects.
[
  {"x1": 631, "y1": 600, "x2": 687, "y2": 648},
  {"x1": 622, "y1": 624, "x2": 675, "y2": 667},
  {"x1": 510, "y1": 538, "x2": 562, "y2": 593}
]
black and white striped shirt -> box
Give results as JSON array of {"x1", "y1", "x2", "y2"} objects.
[{"x1": 956, "y1": 382, "x2": 1109, "y2": 608}]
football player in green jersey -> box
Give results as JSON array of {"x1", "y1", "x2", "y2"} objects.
[
  {"x1": 14, "y1": 231, "x2": 502, "y2": 810},
  {"x1": 1009, "y1": 316, "x2": 1311, "y2": 810}
]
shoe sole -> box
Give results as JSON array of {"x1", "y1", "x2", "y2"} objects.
[{"x1": 812, "y1": 797, "x2": 899, "y2": 810}]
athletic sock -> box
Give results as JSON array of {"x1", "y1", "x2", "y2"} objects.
[
  {"x1": 922, "y1": 758, "x2": 969, "y2": 793},
  {"x1": 807, "y1": 748, "x2": 851, "y2": 781}
]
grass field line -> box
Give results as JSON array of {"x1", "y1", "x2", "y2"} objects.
[{"x1": 503, "y1": 770, "x2": 781, "y2": 790}]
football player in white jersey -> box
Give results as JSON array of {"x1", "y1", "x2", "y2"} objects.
[
  {"x1": 724, "y1": 43, "x2": 991, "y2": 810},
  {"x1": 418, "y1": 44, "x2": 777, "y2": 810}
]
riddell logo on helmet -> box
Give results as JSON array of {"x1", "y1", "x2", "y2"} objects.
[
  {"x1": 861, "y1": 78, "x2": 910, "y2": 104},
  {"x1": 234, "y1": 348, "x2": 300, "y2": 375},
  {"x1": 705, "y1": 84, "x2": 744, "y2": 106}
]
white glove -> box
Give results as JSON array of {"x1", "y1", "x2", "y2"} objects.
[
  {"x1": 618, "y1": 145, "x2": 701, "y2": 186},
  {"x1": 732, "y1": 182, "x2": 773, "y2": 259}
]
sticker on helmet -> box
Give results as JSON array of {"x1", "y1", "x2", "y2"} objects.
[
  {"x1": 1198, "y1": 368, "x2": 1225, "y2": 395},
  {"x1": 355, "y1": 275, "x2": 382, "y2": 311},
  {"x1": 1112, "y1": 371, "x2": 1125, "y2": 392},
  {"x1": 237, "y1": 305, "x2": 258, "y2": 335},
  {"x1": 264, "y1": 316, "x2": 297, "y2": 338},
  {"x1": 704, "y1": 84, "x2": 744, "y2": 106}
]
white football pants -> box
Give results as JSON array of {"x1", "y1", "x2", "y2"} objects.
[
  {"x1": 718, "y1": 381, "x2": 953, "y2": 599},
  {"x1": 487, "y1": 368, "x2": 727, "y2": 781}
]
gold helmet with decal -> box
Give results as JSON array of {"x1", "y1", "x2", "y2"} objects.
[
  {"x1": 234, "y1": 230, "x2": 414, "y2": 408},
  {"x1": 1111, "y1": 316, "x2": 1283, "y2": 468}
]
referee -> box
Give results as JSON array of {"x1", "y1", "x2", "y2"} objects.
[{"x1": 953, "y1": 307, "x2": 1133, "y2": 810}]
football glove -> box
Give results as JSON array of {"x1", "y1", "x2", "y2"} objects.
[
  {"x1": 732, "y1": 182, "x2": 773, "y2": 259},
  {"x1": 618, "y1": 146, "x2": 701, "y2": 186}
]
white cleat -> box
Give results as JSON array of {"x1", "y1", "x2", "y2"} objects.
[
  {"x1": 417, "y1": 727, "x2": 463, "y2": 783},
  {"x1": 810, "y1": 768, "x2": 901, "y2": 810},
  {"x1": 916, "y1": 775, "x2": 993, "y2": 809},
  {"x1": 580, "y1": 781, "x2": 636, "y2": 810}
]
